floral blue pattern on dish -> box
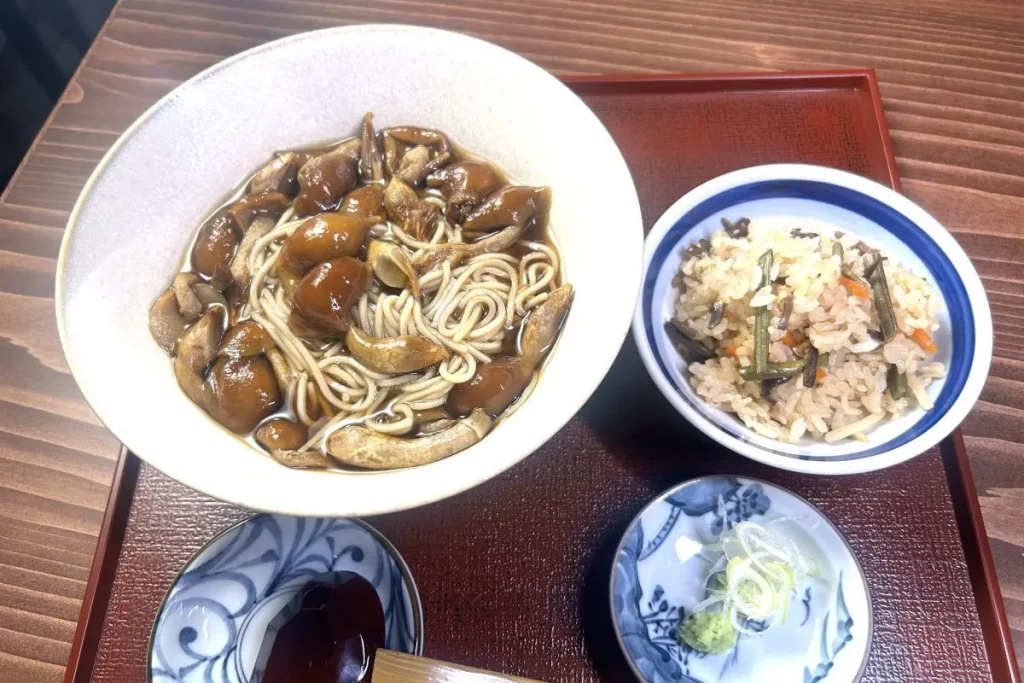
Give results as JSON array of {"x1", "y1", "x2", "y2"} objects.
[
  {"x1": 149, "y1": 515, "x2": 422, "y2": 683},
  {"x1": 610, "y1": 476, "x2": 871, "y2": 683}
]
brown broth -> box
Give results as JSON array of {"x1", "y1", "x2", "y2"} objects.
[{"x1": 164, "y1": 125, "x2": 567, "y2": 471}]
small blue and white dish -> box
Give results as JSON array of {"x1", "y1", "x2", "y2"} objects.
[
  {"x1": 148, "y1": 514, "x2": 422, "y2": 683},
  {"x1": 632, "y1": 164, "x2": 992, "y2": 474},
  {"x1": 610, "y1": 476, "x2": 871, "y2": 683}
]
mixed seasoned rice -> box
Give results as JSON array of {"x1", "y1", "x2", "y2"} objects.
[{"x1": 670, "y1": 217, "x2": 945, "y2": 443}]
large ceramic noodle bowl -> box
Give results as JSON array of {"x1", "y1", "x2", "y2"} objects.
[{"x1": 56, "y1": 25, "x2": 643, "y2": 515}]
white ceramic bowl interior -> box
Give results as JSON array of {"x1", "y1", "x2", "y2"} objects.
[
  {"x1": 632, "y1": 164, "x2": 991, "y2": 475},
  {"x1": 57, "y1": 25, "x2": 643, "y2": 515}
]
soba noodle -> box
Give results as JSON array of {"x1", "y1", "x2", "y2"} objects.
[
  {"x1": 243, "y1": 192, "x2": 559, "y2": 455},
  {"x1": 148, "y1": 113, "x2": 570, "y2": 471}
]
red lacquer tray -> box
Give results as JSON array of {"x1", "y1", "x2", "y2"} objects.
[{"x1": 66, "y1": 70, "x2": 1018, "y2": 683}]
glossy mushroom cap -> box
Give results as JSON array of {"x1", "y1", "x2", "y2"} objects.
[{"x1": 291, "y1": 257, "x2": 372, "y2": 335}]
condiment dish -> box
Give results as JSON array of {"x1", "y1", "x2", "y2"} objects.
[
  {"x1": 610, "y1": 475, "x2": 871, "y2": 683},
  {"x1": 148, "y1": 514, "x2": 422, "y2": 683}
]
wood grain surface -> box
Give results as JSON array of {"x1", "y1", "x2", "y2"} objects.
[
  {"x1": 371, "y1": 649, "x2": 548, "y2": 683},
  {"x1": 0, "y1": 0, "x2": 1022, "y2": 681}
]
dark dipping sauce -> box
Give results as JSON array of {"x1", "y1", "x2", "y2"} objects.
[{"x1": 257, "y1": 573, "x2": 385, "y2": 683}]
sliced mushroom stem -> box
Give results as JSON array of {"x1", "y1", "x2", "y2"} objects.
[
  {"x1": 345, "y1": 327, "x2": 449, "y2": 373},
  {"x1": 230, "y1": 216, "x2": 274, "y2": 288},
  {"x1": 149, "y1": 289, "x2": 188, "y2": 354},
  {"x1": 360, "y1": 113, "x2": 383, "y2": 182},
  {"x1": 458, "y1": 220, "x2": 527, "y2": 252},
  {"x1": 415, "y1": 185, "x2": 551, "y2": 272},
  {"x1": 382, "y1": 135, "x2": 403, "y2": 179},
  {"x1": 519, "y1": 284, "x2": 574, "y2": 363},
  {"x1": 173, "y1": 307, "x2": 224, "y2": 406},
  {"x1": 271, "y1": 448, "x2": 336, "y2": 469},
  {"x1": 418, "y1": 419, "x2": 457, "y2": 435},
  {"x1": 192, "y1": 282, "x2": 228, "y2": 310},
  {"x1": 226, "y1": 191, "x2": 290, "y2": 231},
  {"x1": 413, "y1": 221, "x2": 526, "y2": 273},
  {"x1": 326, "y1": 408, "x2": 492, "y2": 469},
  {"x1": 173, "y1": 273, "x2": 202, "y2": 321},
  {"x1": 266, "y1": 347, "x2": 293, "y2": 389},
  {"x1": 250, "y1": 152, "x2": 300, "y2": 197}
]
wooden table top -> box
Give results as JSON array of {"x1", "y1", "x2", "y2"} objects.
[{"x1": 2, "y1": 0, "x2": 1023, "y2": 680}]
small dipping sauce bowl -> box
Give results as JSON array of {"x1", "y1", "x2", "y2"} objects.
[{"x1": 148, "y1": 515, "x2": 422, "y2": 683}]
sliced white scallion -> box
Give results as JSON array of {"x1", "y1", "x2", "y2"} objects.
[
  {"x1": 725, "y1": 557, "x2": 775, "y2": 619},
  {"x1": 679, "y1": 519, "x2": 819, "y2": 653}
]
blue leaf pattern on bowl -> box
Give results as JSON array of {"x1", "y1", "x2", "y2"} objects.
[
  {"x1": 803, "y1": 573, "x2": 854, "y2": 683},
  {"x1": 611, "y1": 477, "x2": 870, "y2": 683},
  {"x1": 641, "y1": 479, "x2": 769, "y2": 560},
  {"x1": 612, "y1": 524, "x2": 701, "y2": 683},
  {"x1": 150, "y1": 515, "x2": 420, "y2": 683}
]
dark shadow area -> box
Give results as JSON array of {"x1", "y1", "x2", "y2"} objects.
[
  {"x1": 578, "y1": 336, "x2": 764, "y2": 484},
  {"x1": 0, "y1": 0, "x2": 115, "y2": 191},
  {"x1": 581, "y1": 514, "x2": 638, "y2": 682},
  {"x1": 580, "y1": 336, "x2": 697, "y2": 452}
]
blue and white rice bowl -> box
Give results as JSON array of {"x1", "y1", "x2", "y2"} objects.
[
  {"x1": 632, "y1": 164, "x2": 991, "y2": 474},
  {"x1": 148, "y1": 514, "x2": 422, "y2": 683},
  {"x1": 610, "y1": 476, "x2": 872, "y2": 683}
]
